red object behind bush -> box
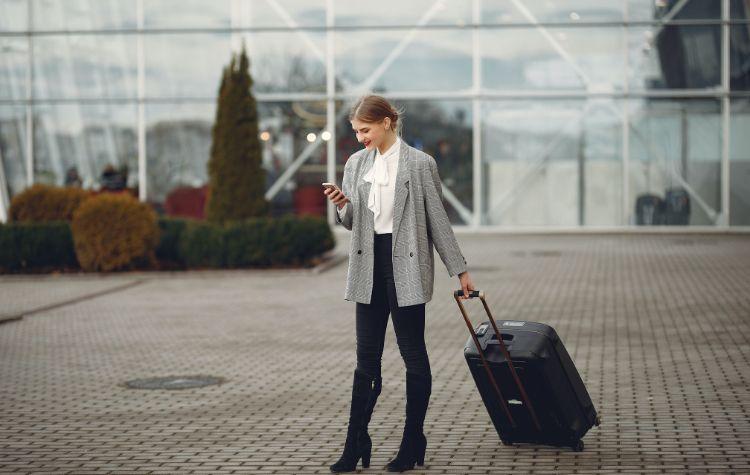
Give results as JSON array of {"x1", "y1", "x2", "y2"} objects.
[{"x1": 164, "y1": 185, "x2": 208, "y2": 220}]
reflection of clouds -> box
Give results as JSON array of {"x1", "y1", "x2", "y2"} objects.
[
  {"x1": 482, "y1": 0, "x2": 624, "y2": 24},
  {"x1": 32, "y1": 0, "x2": 136, "y2": 30},
  {"x1": 145, "y1": 33, "x2": 229, "y2": 97},
  {"x1": 32, "y1": 35, "x2": 137, "y2": 99},
  {"x1": 334, "y1": 0, "x2": 468, "y2": 26},
  {"x1": 336, "y1": 30, "x2": 471, "y2": 92},
  {"x1": 144, "y1": 0, "x2": 230, "y2": 28}
]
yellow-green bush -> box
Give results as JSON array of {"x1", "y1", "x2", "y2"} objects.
[
  {"x1": 9, "y1": 184, "x2": 91, "y2": 222},
  {"x1": 71, "y1": 194, "x2": 159, "y2": 271}
]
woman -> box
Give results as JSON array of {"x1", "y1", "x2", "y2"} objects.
[{"x1": 324, "y1": 95, "x2": 475, "y2": 473}]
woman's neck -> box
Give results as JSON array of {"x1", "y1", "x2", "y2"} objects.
[{"x1": 377, "y1": 133, "x2": 398, "y2": 155}]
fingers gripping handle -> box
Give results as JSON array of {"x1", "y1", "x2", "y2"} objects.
[{"x1": 454, "y1": 290, "x2": 483, "y2": 298}]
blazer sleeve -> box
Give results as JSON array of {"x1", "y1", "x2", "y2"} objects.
[
  {"x1": 423, "y1": 155, "x2": 467, "y2": 277},
  {"x1": 334, "y1": 156, "x2": 355, "y2": 230}
]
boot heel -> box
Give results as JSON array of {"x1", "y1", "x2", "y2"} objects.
[{"x1": 416, "y1": 438, "x2": 426, "y2": 466}]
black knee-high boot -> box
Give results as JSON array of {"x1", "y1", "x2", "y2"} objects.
[
  {"x1": 386, "y1": 372, "x2": 432, "y2": 472},
  {"x1": 330, "y1": 369, "x2": 382, "y2": 473}
]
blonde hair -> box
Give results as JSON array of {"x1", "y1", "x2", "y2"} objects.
[{"x1": 349, "y1": 94, "x2": 404, "y2": 136}]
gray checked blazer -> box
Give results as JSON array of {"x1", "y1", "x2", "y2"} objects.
[{"x1": 335, "y1": 141, "x2": 467, "y2": 307}]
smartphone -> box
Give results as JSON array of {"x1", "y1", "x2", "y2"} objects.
[{"x1": 322, "y1": 182, "x2": 340, "y2": 192}]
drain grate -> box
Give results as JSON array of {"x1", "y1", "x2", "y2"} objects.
[{"x1": 123, "y1": 375, "x2": 225, "y2": 390}]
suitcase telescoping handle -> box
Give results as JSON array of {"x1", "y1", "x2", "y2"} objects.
[{"x1": 454, "y1": 290, "x2": 542, "y2": 432}]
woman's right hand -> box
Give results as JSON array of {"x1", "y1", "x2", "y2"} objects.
[{"x1": 324, "y1": 187, "x2": 349, "y2": 209}]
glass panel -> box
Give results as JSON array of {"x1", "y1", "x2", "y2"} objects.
[
  {"x1": 33, "y1": 103, "x2": 138, "y2": 192},
  {"x1": 260, "y1": 101, "x2": 327, "y2": 217},
  {"x1": 145, "y1": 33, "x2": 230, "y2": 98},
  {"x1": 731, "y1": 0, "x2": 750, "y2": 19},
  {"x1": 730, "y1": 98, "x2": 750, "y2": 226},
  {"x1": 32, "y1": 35, "x2": 137, "y2": 99},
  {"x1": 148, "y1": 101, "x2": 328, "y2": 217},
  {"x1": 334, "y1": 0, "x2": 471, "y2": 27},
  {"x1": 628, "y1": 99, "x2": 721, "y2": 226},
  {"x1": 481, "y1": 26, "x2": 625, "y2": 91},
  {"x1": 482, "y1": 99, "x2": 623, "y2": 226},
  {"x1": 146, "y1": 103, "x2": 213, "y2": 208},
  {"x1": 145, "y1": 33, "x2": 325, "y2": 98},
  {"x1": 628, "y1": 25, "x2": 722, "y2": 90},
  {"x1": 232, "y1": 0, "x2": 325, "y2": 28},
  {"x1": 0, "y1": 105, "x2": 28, "y2": 198},
  {"x1": 730, "y1": 23, "x2": 750, "y2": 91},
  {"x1": 0, "y1": 37, "x2": 27, "y2": 100},
  {"x1": 482, "y1": 0, "x2": 624, "y2": 24},
  {"x1": 628, "y1": 0, "x2": 720, "y2": 22},
  {"x1": 336, "y1": 29, "x2": 471, "y2": 93},
  {"x1": 239, "y1": 31, "x2": 326, "y2": 93},
  {"x1": 0, "y1": 0, "x2": 28, "y2": 32},
  {"x1": 31, "y1": 0, "x2": 136, "y2": 31},
  {"x1": 144, "y1": 0, "x2": 230, "y2": 29}
]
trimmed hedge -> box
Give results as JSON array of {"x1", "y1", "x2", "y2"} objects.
[
  {"x1": 9, "y1": 184, "x2": 91, "y2": 222},
  {"x1": 0, "y1": 215, "x2": 334, "y2": 273},
  {"x1": 0, "y1": 221, "x2": 77, "y2": 272},
  {"x1": 179, "y1": 220, "x2": 226, "y2": 268},
  {"x1": 155, "y1": 218, "x2": 189, "y2": 269}
]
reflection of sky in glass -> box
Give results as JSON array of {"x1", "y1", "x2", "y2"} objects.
[
  {"x1": 0, "y1": 0, "x2": 27, "y2": 31},
  {"x1": 0, "y1": 37, "x2": 27, "y2": 99},
  {"x1": 334, "y1": 0, "x2": 470, "y2": 26},
  {"x1": 482, "y1": 0, "x2": 625, "y2": 23},
  {"x1": 32, "y1": 35, "x2": 137, "y2": 99},
  {"x1": 336, "y1": 29, "x2": 471, "y2": 92},
  {"x1": 32, "y1": 0, "x2": 136, "y2": 31}
]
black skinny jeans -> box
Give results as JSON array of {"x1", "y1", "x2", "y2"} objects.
[{"x1": 355, "y1": 233, "x2": 432, "y2": 380}]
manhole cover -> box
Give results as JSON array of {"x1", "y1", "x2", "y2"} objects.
[{"x1": 123, "y1": 375, "x2": 225, "y2": 390}]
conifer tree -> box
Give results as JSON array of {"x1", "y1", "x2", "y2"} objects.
[{"x1": 206, "y1": 46, "x2": 268, "y2": 222}]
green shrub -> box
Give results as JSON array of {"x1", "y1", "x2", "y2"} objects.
[
  {"x1": 9, "y1": 184, "x2": 92, "y2": 222},
  {"x1": 179, "y1": 221, "x2": 226, "y2": 268},
  {"x1": 224, "y1": 215, "x2": 334, "y2": 267},
  {"x1": 155, "y1": 218, "x2": 189, "y2": 269},
  {"x1": 71, "y1": 194, "x2": 159, "y2": 271},
  {"x1": 0, "y1": 221, "x2": 77, "y2": 272}
]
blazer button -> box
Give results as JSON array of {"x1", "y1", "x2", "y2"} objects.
[
  {"x1": 409, "y1": 252, "x2": 413, "y2": 257},
  {"x1": 357, "y1": 250, "x2": 362, "y2": 254}
]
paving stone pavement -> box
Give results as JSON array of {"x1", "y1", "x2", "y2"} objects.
[{"x1": 1, "y1": 233, "x2": 749, "y2": 474}]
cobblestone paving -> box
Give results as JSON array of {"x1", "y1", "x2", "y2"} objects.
[{"x1": 1, "y1": 234, "x2": 749, "y2": 474}]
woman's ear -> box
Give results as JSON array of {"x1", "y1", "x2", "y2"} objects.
[{"x1": 383, "y1": 118, "x2": 390, "y2": 130}]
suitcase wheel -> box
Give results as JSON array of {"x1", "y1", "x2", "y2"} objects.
[
  {"x1": 501, "y1": 439, "x2": 514, "y2": 447},
  {"x1": 572, "y1": 440, "x2": 584, "y2": 452},
  {"x1": 595, "y1": 415, "x2": 601, "y2": 426}
]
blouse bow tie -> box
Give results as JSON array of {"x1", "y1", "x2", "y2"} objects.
[{"x1": 363, "y1": 145, "x2": 398, "y2": 220}]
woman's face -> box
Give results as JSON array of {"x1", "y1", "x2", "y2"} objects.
[{"x1": 351, "y1": 117, "x2": 389, "y2": 151}]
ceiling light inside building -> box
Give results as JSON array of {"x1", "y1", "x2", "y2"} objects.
[
  {"x1": 260, "y1": 131, "x2": 271, "y2": 141},
  {"x1": 321, "y1": 131, "x2": 332, "y2": 141},
  {"x1": 306, "y1": 133, "x2": 317, "y2": 142}
]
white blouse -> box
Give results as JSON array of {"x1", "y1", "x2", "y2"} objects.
[{"x1": 338, "y1": 137, "x2": 401, "y2": 234}]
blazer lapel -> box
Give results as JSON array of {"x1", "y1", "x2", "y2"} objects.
[{"x1": 391, "y1": 142, "x2": 410, "y2": 245}]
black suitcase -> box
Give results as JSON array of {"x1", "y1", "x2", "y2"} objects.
[
  {"x1": 635, "y1": 193, "x2": 665, "y2": 225},
  {"x1": 455, "y1": 290, "x2": 599, "y2": 451},
  {"x1": 664, "y1": 187, "x2": 690, "y2": 225}
]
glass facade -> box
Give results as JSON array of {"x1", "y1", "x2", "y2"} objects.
[{"x1": 1, "y1": 0, "x2": 748, "y2": 227}]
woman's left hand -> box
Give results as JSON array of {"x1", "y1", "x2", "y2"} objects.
[{"x1": 457, "y1": 271, "x2": 475, "y2": 299}]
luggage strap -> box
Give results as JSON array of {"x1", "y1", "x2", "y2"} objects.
[{"x1": 454, "y1": 290, "x2": 542, "y2": 432}]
